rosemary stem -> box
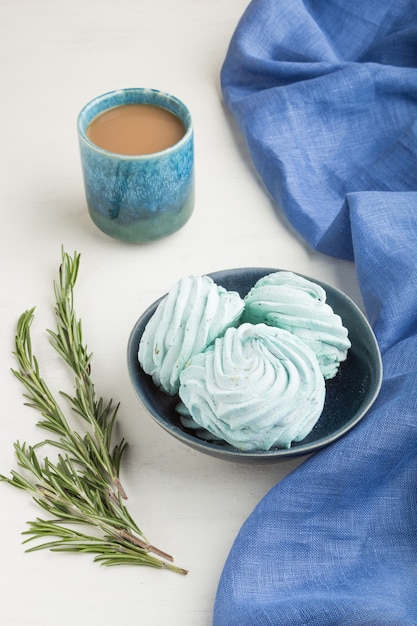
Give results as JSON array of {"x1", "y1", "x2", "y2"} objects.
[
  {"x1": 1, "y1": 248, "x2": 187, "y2": 575},
  {"x1": 119, "y1": 530, "x2": 174, "y2": 562}
]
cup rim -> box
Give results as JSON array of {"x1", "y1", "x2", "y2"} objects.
[{"x1": 77, "y1": 87, "x2": 193, "y2": 160}]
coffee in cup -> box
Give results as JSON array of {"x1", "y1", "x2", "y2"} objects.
[{"x1": 78, "y1": 88, "x2": 194, "y2": 243}]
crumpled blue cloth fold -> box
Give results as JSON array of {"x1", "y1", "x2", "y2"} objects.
[
  {"x1": 213, "y1": 1, "x2": 417, "y2": 624},
  {"x1": 219, "y1": 0, "x2": 417, "y2": 261}
]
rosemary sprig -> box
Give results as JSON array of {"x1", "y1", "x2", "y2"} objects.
[{"x1": 0, "y1": 248, "x2": 187, "y2": 575}]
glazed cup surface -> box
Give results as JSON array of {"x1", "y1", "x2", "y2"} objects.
[{"x1": 78, "y1": 88, "x2": 194, "y2": 243}]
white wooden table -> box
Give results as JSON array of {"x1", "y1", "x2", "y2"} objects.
[{"x1": 0, "y1": 1, "x2": 362, "y2": 623}]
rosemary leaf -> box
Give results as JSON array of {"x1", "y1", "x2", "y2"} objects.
[{"x1": 0, "y1": 248, "x2": 187, "y2": 575}]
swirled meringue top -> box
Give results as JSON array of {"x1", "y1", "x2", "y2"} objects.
[
  {"x1": 138, "y1": 275, "x2": 244, "y2": 395},
  {"x1": 242, "y1": 271, "x2": 351, "y2": 379},
  {"x1": 178, "y1": 323, "x2": 325, "y2": 451}
]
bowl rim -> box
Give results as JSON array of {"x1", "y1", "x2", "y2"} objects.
[{"x1": 127, "y1": 267, "x2": 383, "y2": 462}]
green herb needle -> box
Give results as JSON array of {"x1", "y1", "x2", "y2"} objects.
[{"x1": 1, "y1": 248, "x2": 187, "y2": 575}]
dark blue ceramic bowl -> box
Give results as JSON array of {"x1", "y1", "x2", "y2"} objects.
[{"x1": 127, "y1": 268, "x2": 382, "y2": 463}]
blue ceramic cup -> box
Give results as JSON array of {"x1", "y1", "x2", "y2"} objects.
[{"x1": 77, "y1": 88, "x2": 194, "y2": 243}]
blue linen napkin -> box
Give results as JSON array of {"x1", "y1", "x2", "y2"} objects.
[
  {"x1": 219, "y1": 0, "x2": 417, "y2": 261},
  {"x1": 213, "y1": 1, "x2": 417, "y2": 623}
]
